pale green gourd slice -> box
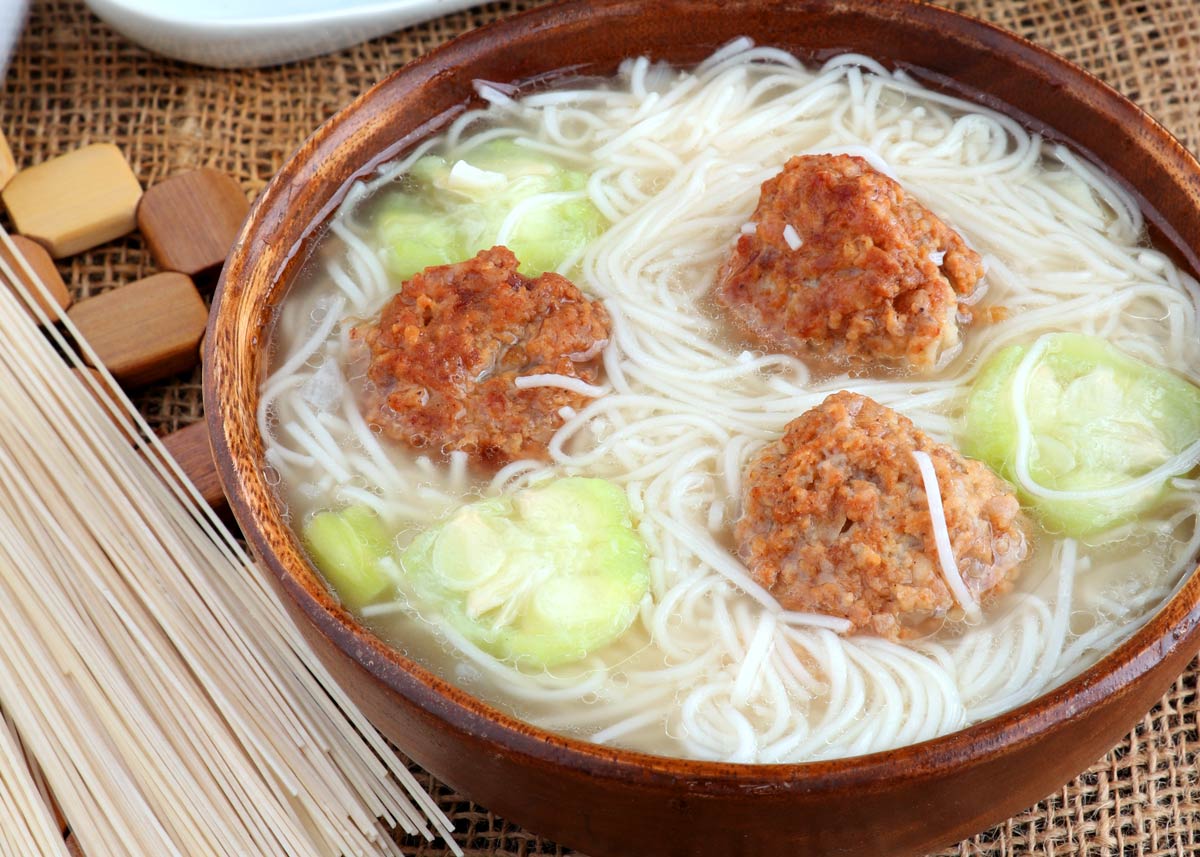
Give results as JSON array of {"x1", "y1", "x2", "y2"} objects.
[
  {"x1": 302, "y1": 506, "x2": 395, "y2": 609},
  {"x1": 400, "y1": 478, "x2": 649, "y2": 667},
  {"x1": 376, "y1": 205, "x2": 464, "y2": 280},
  {"x1": 374, "y1": 140, "x2": 606, "y2": 280},
  {"x1": 963, "y1": 332, "x2": 1200, "y2": 535}
]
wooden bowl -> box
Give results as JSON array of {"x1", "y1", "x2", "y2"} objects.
[{"x1": 204, "y1": 2, "x2": 1200, "y2": 854}]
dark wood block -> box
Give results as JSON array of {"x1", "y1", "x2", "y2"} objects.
[
  {"x1": 0, "y1": 234, "x2": 72, "y2": 322},
  {"x1": 68, "y1": 272, "x2": 208, "y2": 387},
  {"x1": 137, "y1": 168, "x2": 250, "y2": 279},
  {"x1": 72, "y1": 367, "x2": 137, "y2": 444},
  {"x1": 160, "y1": 420, "x2": 228, "y2": 513}
]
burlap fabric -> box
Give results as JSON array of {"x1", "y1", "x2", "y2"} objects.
[{"x1": 3, "y1": 1, "x2": 1199, "y2": 854}]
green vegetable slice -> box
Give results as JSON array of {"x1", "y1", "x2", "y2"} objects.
[
  {"x1": 505, "y1": 194, "x2": 602, "y2": 280},
  {"x1": 374, "y1": 140, "x2": 606, "y2": 279},
  {"x1": 376, "y1": 206, "x2": 464, "y2": 281},
  {"x1": 456, "y1": 139, "x2": 562, "y2": 181},
  {"x1": 302, "y1": 506, "x2": 396, "y2": 609},
  {"x1": 963, "y1": 332, "x2": 1200, "y2": 535},
  {"x1": 400, "y1": 478, "x2": 649, "y2": 668}
]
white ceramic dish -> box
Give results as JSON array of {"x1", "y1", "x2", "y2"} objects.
[
  {"x1": 83, "y1": 0, "x2": 481, "y2": 68},
  {"x1": 1, "y1": 0, "x2": 27, "y2": 75}
]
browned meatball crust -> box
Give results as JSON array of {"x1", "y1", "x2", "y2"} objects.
[
  {"x1": 736, "y1": 392, "x2": 1026, "y2": 639},
  {"x1": 352, "y1": 246, "x2": 610, "y2": 468},
  {"x1": 715, "y1": 154, "x2": 984, "y2": 372}
]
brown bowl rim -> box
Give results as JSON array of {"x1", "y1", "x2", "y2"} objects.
[{"x1": 206, "y1": 0, "x2": 1200, "y2": 798}]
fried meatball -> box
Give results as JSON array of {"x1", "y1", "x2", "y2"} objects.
[
  {"x1": 736, "y1": 392, "x2": 1026, "y2": 639},
  {"x1": 352, "y1": 246, "x2": 610, "y2": 468},
  {"x1": 715, "y1": 154, "x2": 984, "y2": 372}
]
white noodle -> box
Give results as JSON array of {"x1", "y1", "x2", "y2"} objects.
[
  {"x1": 779, "y1": 612, "x2": 854, "y2": 633},
  {"x1": 513, "y1": 374, "x2": 610, "y2": 397},
  {"x1": 912, "y1": 450, "x2": 982, "y2": 621}
]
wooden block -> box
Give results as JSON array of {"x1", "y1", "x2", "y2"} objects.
[
  {"x1": 137, "y1": 167, "x2": 249, "y2": 279},
  {"x1": 160, "y1": 420, "x2": 228, "y2": 513},
  {"x1": 1, "y1": 143, "x2": 142, "y2": 258},
  {"x1": 0, "y1": 130, "x2": 14, "y2": 191},
  {"x1": 0, "y1": 234, "x2": 72, "y2": 323},
  {"x1": 68, "y1": 272, "x2": 208, "y2": 387}
]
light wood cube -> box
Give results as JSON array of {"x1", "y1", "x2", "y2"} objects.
[
  {"x1": 68, "y1": 272, "x2": 208, "y2": 386},
  {"x1": 2, "y1": 143, "x2": 143, "y2": 258}
]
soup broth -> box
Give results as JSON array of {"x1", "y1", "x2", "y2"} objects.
[{"x1": 261, "y1": 42, "x2": 1200, "y2": 762}]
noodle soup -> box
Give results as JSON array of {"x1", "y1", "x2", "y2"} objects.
[{"x1": 260, "y1": 42, "x2": 1200, "y2": 763}]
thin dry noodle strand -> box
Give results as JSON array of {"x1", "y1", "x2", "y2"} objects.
[
  {"x1": 0, "y1": 229, "x2": 461, "y2": 855},
  {"x1": 0, "y1": 714, "x2": 70, "y2": 857}
]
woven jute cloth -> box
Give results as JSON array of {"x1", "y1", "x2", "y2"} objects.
[{"x1": 4, "y1": 1, "x2": 1200, "y2": 855}]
